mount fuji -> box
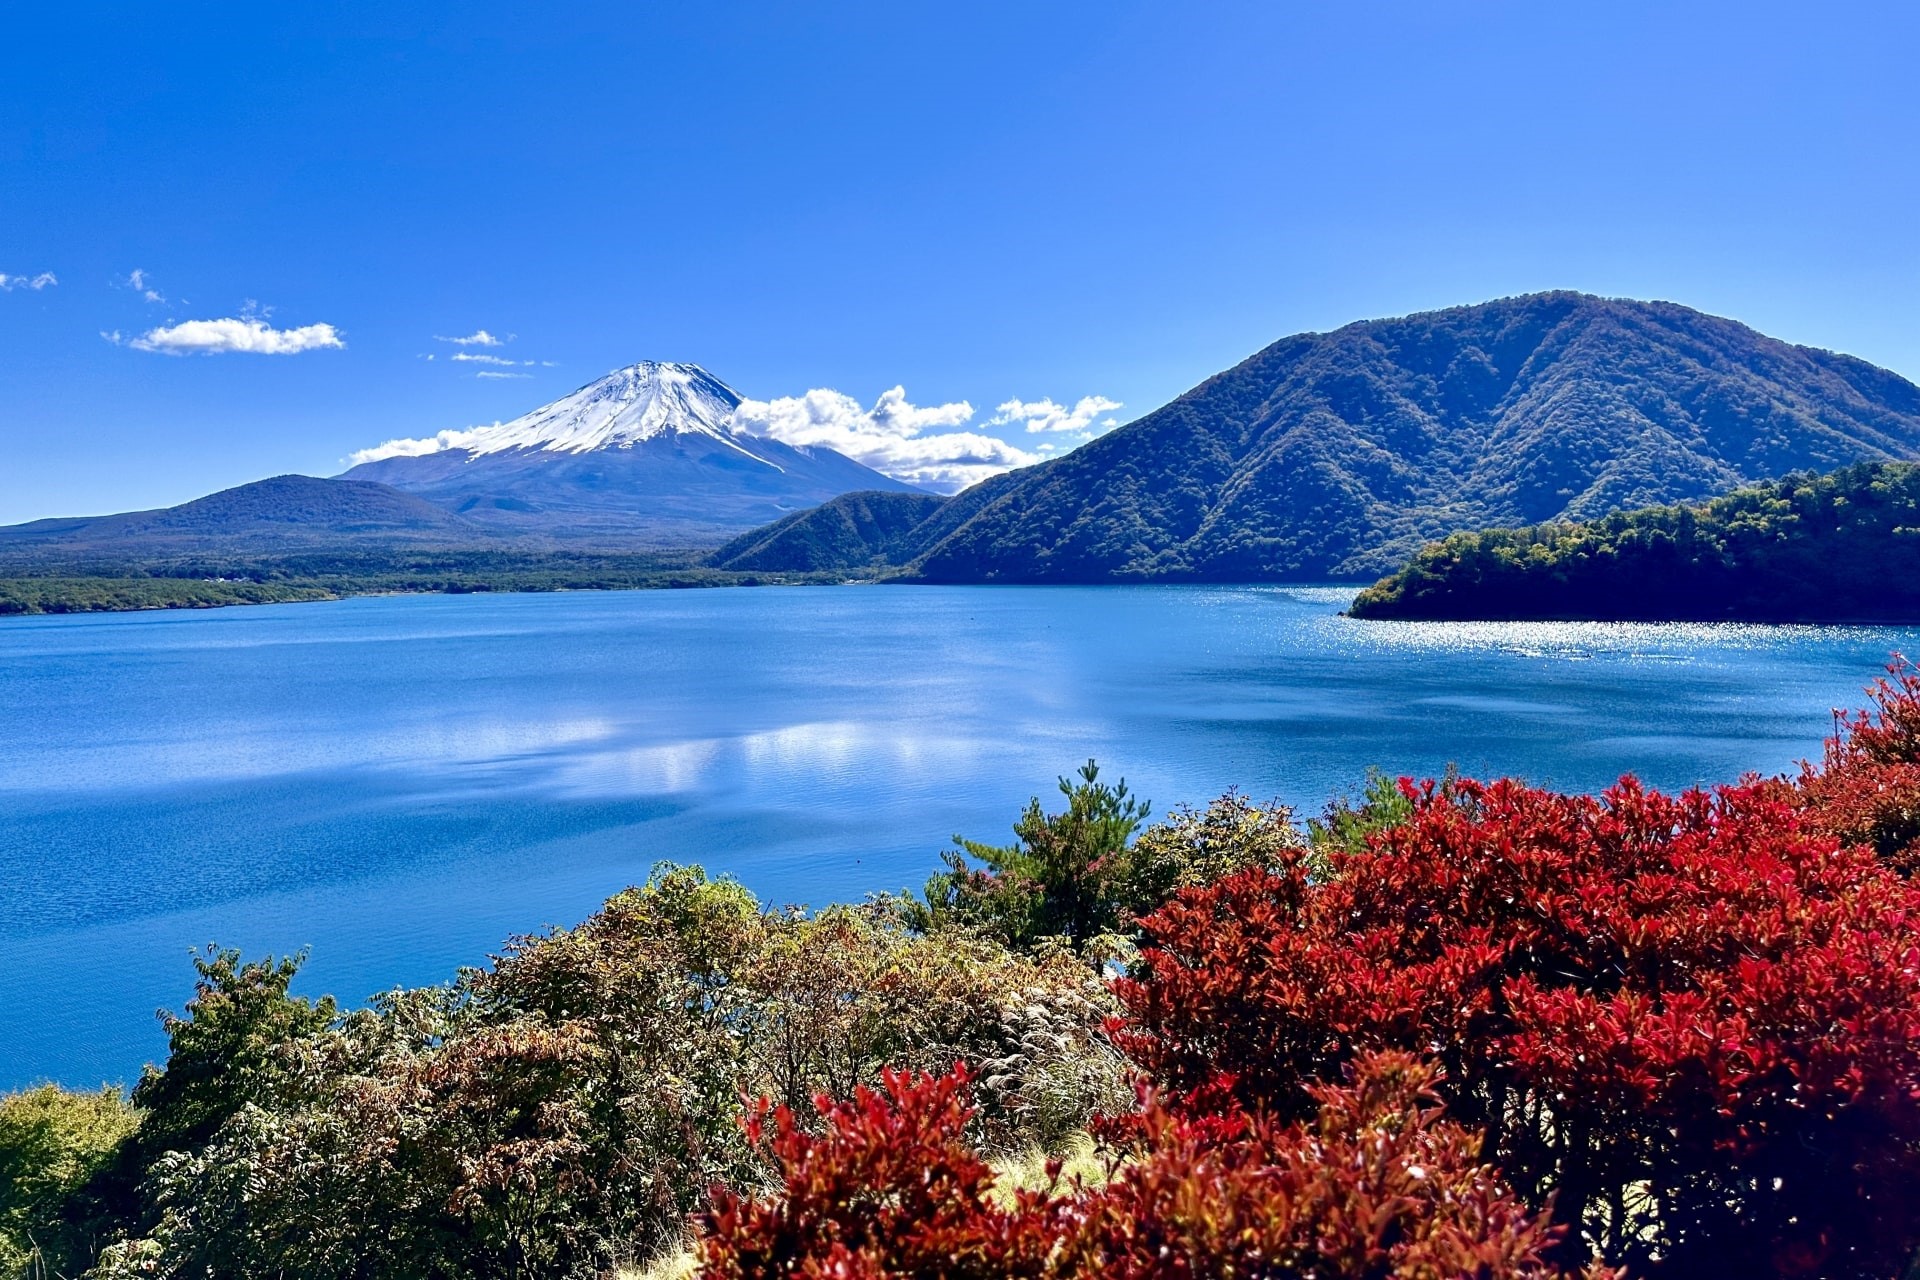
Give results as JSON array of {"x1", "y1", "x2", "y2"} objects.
[{"x1": 341, "y1": 361, "x2": 924, "y2": 544}]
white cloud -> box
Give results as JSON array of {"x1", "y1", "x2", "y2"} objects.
[
  {"x1": 437, "y1": 329, "x2": 505, "y2": 347},
  {"x1": 350, "y1": 427, "x2": 490, "y2": 463},
  {"x1": 989, "y1": 394, "x2": 1124, "y2": 435},
  {"x1": 731, "y1": 386, "x2": 1040, "y2": 492},
  {"x1": 0, "y1": 271, "x2": 56, "y2": 291},
  {"x1": 123, "y1": 269, "x2": 164, "y2": 303},
  {"x1": 476, "y1": 370, "x2": 531, "y2": 379},
  {"x1": 437, "y1": 347, "x2": 551, "y2": 370},
  {"x1": 124, "y1": 316, "x2": 346, "y2": 355}
]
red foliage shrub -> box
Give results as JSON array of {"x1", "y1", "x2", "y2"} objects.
[
  {"x1": 703, "y1": 670, "x2": 1920, "y2": 1278},
  {"x1": 699, "y1": 1057, "x2": 1599, "y2": 1279},
  {"x1": 699, "y1": 1067, "x2": 1061, "y2": 1279},
  {"x1": 1114, "y1": 773, "x2": 1920, "y2": 1278},
  {"x1": 1068, "y1": 1052, "x2": 1602, "y2": 1279},
  {"x1": 1799, "y1": 656, "x2": 1920, "y2": 873}
]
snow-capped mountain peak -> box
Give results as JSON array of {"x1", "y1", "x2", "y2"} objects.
[
  {"x1": 444, "y1": 361, "x2": 748, "y2": 457},
  {"x1": 338, "y1": 358, "x2": 926, "y2": 540}
]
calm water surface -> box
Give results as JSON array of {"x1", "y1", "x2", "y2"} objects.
[{"x1": 4, "y1": 584, "x2": 1916, "y2": 1087}]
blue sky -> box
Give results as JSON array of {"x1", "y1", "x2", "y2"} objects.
[{"x1": 1, "y1": 1, "x2": 1914, "y2": 521}]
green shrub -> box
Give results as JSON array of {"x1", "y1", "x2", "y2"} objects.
[
  {"x1": 910, "y1": 763, "x2": 1300, "y2": 955},
  {"x1": 79, "y1": 865, "x2": 1124, "y2": 1279},
  {"x1": 0, "y1": 1086, "x2": 138, "y2": 1278}
]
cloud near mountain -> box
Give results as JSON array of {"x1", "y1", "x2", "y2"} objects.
[
  {"x1": 358, "y1": 374, "x2": 1124, "y2": 492},
  {"x1": 730, "y1": 386, "x2": 1048, "y2": 492},
  {"x1": 349, "y1": 427, "x2": 493, "y2": 463},
  {"x1": 988, "y1": 395, "x2": 1124, "y2": 435}
]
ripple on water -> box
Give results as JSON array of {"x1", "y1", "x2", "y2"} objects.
[{"x1": 2, "y1": 584, "x2": 1918, "y2": 1087}]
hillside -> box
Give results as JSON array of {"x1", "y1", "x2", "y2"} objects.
[
  {"x1": 0, "y1": 475, "x2": 485, "y2": 565},
  {"x1": 1347, "y1": 460, "x2": 1920, "y2": 622},
  {"x1": 729, "y1": 293, "x2": 1920, "y2": 582},
  {"x1": 707, "y1": 490, "x2": 948, "y2": 572}
]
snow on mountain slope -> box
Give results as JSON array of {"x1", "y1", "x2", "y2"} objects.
[
  {"x1": 341, "y1": 361, "x2": 925, "y2": 544},
  {"x1": 351, "y1": 361, "x2": 780, "y2": 465}
]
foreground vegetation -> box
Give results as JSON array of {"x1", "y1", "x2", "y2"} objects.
[
  {"x1": 1350, "y1": 460, "x2": 1920, "y2": 621},
  {"x1": 0, "y1": 550, "x2": 840, "y2": 615},
  {"x1": 9, "y1": 666, "x2": 1920, "y2": 1276}
]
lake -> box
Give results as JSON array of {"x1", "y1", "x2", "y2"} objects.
[{"x1": 3, "y1": 584, "x2": 1916, "y2": 1088}]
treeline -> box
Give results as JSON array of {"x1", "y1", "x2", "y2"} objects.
[
  {"x1": 1348, "y1": 460, "x2": 1920, "y2": 621},
  {"x1": 0, "y1": 550, "x2": 840, "y2": 616},
  {"x1": 10, "y1": 673, "x2": 1920, "y2": 1277},
  {"x1": 0, "y1": 578, "x2": 339, "y2": 615}
]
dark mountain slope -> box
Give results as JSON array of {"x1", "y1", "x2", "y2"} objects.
[
  {"x1": 699, "y1": 469, "x2": 1032, "y2": 576},
  {"x1": 708, "y1": 491, "x2": 948, "y2": 572},
  {"x1": 1348, "y1": 461, "x2": 1920, "y2": 623},
  {"x1": 871, "y1": 293, "x2": 1920, "y2": 582},
  {"x1": 0, "y1": 475, "x2": 484, "y2": 562}
]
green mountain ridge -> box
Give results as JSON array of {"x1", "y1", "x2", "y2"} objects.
[
  {"x1": 709, "y1": 491, "x2": 949, "y2": 573},
  {"x1": 718, "y1": 292, "x2": 1920, "y2": 582}
]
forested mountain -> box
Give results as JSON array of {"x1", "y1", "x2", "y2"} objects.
[
  {"x1": 727, "y1": 293, "x2": 1920, "y2": 582},
  {"x1": 17, "y1": 299, "x2": 1920, "y2": 589},
  {"x1": 1347, "y1": 460, "x2": 1920, "y2": 622},
  {"x1": 709, "y1": 491, "x2": 948, "y2": 572}
]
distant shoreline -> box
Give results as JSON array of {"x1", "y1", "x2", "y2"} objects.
[
  {"x1": 21, "y1": 567, "x2": 1920, "y2": 625},
  {"x1": 0, "y1": 574, "x2": 1380, "y2": 618},
  {"x1": 0, "y1": 570, "x2": 839, "y2": 618}
]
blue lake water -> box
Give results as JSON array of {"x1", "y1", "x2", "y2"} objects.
[{"x1": 3, "y1": 584, "x2": 1917, "y2": 1089}]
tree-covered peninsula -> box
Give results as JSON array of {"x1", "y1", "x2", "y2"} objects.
[{"x1": 1348, "y1": 460, "x2": 1920, "y2": 622}]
